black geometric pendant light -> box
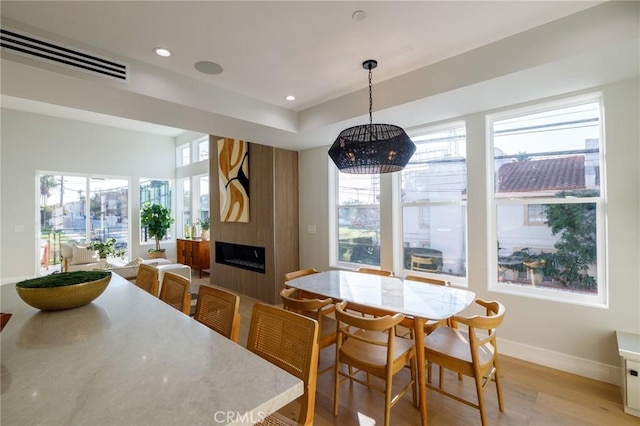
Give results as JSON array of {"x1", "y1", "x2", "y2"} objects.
[{"x1": 329, "y1": 59, "x2": 416, "y2": 174}]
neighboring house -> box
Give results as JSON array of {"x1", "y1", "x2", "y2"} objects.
[
  {"x1": 402, "y1": 146, "x2": 596, "y2": 277},
  {"x1": 496, "y1": 151, "x2": 595, "y2": 256}
]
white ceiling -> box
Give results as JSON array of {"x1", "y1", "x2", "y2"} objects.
[{"x1": 1, "y1": 1, "x2": 636, "y2": 150}]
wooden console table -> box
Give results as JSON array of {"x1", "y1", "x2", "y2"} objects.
[{"x1": 177, "y1": 239, "x2": 210, "y2": 278}]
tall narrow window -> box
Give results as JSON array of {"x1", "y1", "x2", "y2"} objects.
[
  {"x1": 401, "y1": 125, "x2": 467, "y2": 281},
  {"x1": 489, "y1": 96, "x2": 605, "y2": 305},
  {"x1": 197, "y1": 137, "x2": 209, "y2": 162},
  {"x1": 177, "y1": 144, "x2": 190, "y2": 167},
  {"x1": 140, "y1": 179, "x2": 172, "y2": 243},
  {"x1": 198, "y1": 175, "x2": 209, "y2": 222},
  {"x1": 90, "y1": 177, "x2": 129, "y2": 249},
  {"x1": 335, "y1": 173, "x2": 381, "y2": 267},
  {"x1": 182, "y1": 178, "x2": 191, "y2": 229}
]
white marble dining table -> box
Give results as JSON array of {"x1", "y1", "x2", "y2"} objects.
[
  {"x1": 1, "y1": 273, "x2": 302, "y2": 425},
  {"x1": 285, "y1": 270, "x2": 476, "y2": 426}
]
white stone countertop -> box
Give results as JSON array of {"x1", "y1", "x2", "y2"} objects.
[{"x1": 1, "y1": 273, "x2": 302, "y2": 425}]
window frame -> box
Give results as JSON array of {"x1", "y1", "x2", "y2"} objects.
[
  {"x1": 37, "y1": 172, "x2": 131, "y2": 269},
  {"x1": 329, "y1": 164, "x2": 383, "y2": 270},
  {"x1": 197, "y1": 136, "x2": 209, "y2": 162},
  {"x1": 139, "y1": 178, "x2": 173, "y2": 246},
  {"x1": 524, "y1": 204, "x2": 547, "y2": 226},
  {"x1": 177, "y1": 143, "x2": 190, "y2": 167},
  {"x1": 327, "y1": 168, "x2": 383, "y2": 269},
  {"x1": 396, "y1": 122, "x2": 468, "y2": 286},
  {"x1": 486, "y1": 93, "x2": 608, "y2": 307},
  {"x1": 177, "y1": 177, "x2": 191, "y2": 238}
]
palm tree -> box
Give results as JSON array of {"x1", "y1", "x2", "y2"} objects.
[
  {"x1": 39, "y1": 175, "x2": 59, "y2": 227},
  {"x1": 39, "y1": 175, "x2": 57, "y2": 207}
]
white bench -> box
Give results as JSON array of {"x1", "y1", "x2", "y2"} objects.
[
  {"x1": 156, "y1": 263, "x2": 191, "y2": 283},
  {"x1": 616, "y1": 331, "x2": 640, "y2": 417}
]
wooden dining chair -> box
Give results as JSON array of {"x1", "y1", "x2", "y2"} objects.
[
  {"x1": 410, "y1": 255, "x2": 439, "y2": 272},
  {"x1": 403, "y1": 274, "x2": 461, "y2": 386},
  {"x1": 284, "y1": 268, "x2": 320, "y2": 282},
  {"x1": 194, "y1": 285, "x2": 241, "y2": 343},
  {"x1": 284, "y1": 268, "x2": 321, "y2": 299},
  {"x1": 333, "y1": 301, "x2": 416, "y2": 426},
  {"x1": 247, "y1": 303, "x2": 319, "y2": 426},
  {"x1": 404, "y1": 274, "x2": 448, "y2": 286},
  {"x1": 353, "y1": 266, "x2": 394, "y2": 277},
  {"x1": 135, "y1": 263, "x2": 160, "y2": 297},
  {"x1": 280, "y1": 287, "x2": 337, "y2": 374},
  {"x1": 404, "y1": 274, "x2": 451, "y2": 332},
  {"x1": 350, "y1": 267, "x2": 395, "y2": 317},
  {"x1": 424, "y1": 299, "x2": 506, "y2": 426},
  {"x1": 158, "y1": 272, "x2": 191, "y2": 315}
]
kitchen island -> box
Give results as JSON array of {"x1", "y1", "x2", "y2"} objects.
[{"x1": 1, "y1": 273, "x2": 302, "y2": 425}]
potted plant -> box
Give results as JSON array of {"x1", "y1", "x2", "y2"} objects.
[
  {"x1": 200, "y1": 217, "x2": 210, "y2": 241},
  {"x1": 87, "y1": 238, "x2": 126, "y2": 265},
  {"x1": 141, "y1": 202, "x2": 174, "y2": 258}
]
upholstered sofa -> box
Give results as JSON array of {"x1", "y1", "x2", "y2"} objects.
[{"x1": 60, "y1": 243, "x2": 172, "y2": 279}]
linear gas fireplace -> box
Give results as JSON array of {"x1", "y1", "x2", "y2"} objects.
[{"x1": 215, "y1": 241, "x2": 266, "y2": 274}]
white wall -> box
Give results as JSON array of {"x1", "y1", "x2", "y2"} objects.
[
  {"x1": 0, "y1": 109, "x2": 177, "y2": 282},
  {"x1": 298, "y1": 77, "x2": 640, "y2": 384},
  {"x1": 298, "y1": 145, "x2": 331, "y2": 272}
]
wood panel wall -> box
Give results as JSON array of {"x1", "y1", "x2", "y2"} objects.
[{"x1": 209, "y1": 137, "x2": 299, "y2": 304}]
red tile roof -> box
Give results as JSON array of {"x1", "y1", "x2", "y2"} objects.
[{"x1": 498, "y1": 155, "x2": 585, "y2": 193}]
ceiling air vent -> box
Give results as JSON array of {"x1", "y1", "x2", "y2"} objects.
[{"x1": 0, "y1": 27, "x2": 129, "y2": 81}]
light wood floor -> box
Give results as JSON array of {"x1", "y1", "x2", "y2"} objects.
[{"x1": 191, "y1": 276, "x2": 640, "y2": 426}]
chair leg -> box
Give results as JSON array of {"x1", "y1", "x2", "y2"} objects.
[
  {"x1": 474, "y1": 371, "x2": 488, "y2": 426},
  {"x1": 384, "y1": 371, "x2": 393, "y2": 426},
  {"x1": 410, "y1": 355, "x2": 418, "y2": 408},
  {"x1": 494, "y1": 360, "x2": 505, "y2": 412},
  {"x1": 411, "y1": 358, "x2": 418, "y2": 408},
  {"x1": 333, "y1": 363, "x2": 340, "y2": 417}
]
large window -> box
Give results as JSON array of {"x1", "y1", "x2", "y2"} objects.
[
  {"x1": 335, "y1": 173, "x2": 381, "y2": 267},
  {"x1": 488, "y1": 95, "x2": 605, "y2": 305},
  {"x1": 39, "y1": 174, "x2": 129, "y2": 270},
  {"x1": 139, "y1": 179, "x2": 172, "y2": 244},
  {"x1": 400, "y1": 124, "x2": 467, "y2": 282}
]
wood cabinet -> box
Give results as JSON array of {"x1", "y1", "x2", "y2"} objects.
[{"x1": 177, "y1": 239, "x2": 210, "y2": 278}]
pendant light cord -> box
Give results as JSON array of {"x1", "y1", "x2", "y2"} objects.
[{"x1": 368, "y1": 66, "x2": 373, "y2": 127}]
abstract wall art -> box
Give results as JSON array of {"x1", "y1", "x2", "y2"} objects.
[{"x1": 217, "y1": 138, "x2": 250, "y2": 222}]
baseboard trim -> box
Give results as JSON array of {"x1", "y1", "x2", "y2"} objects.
[{"x1": 499, "y1": 337, "x2": 620, "y2": 386}]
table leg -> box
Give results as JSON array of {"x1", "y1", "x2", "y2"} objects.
[{"x1": 413, "y1": 316, "x2": 428, "y2": 425}]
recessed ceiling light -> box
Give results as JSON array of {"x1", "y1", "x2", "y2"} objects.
[
  {"x1": 194, "y1": 61, "x2": 224, "y2": 75},
  {"x1": 153, "y1": 47, "x2": 171, "y2": 57},
  {"x1": 285, "y1": 95, "x2": 296, "y2": 101}
]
